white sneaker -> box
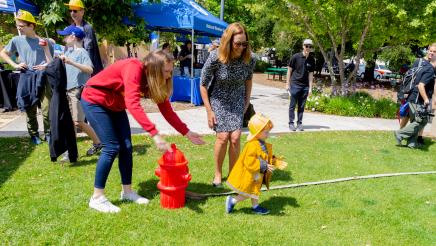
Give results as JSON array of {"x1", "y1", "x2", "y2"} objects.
[
  {"x1": 120, "y1": 191, "x2": 150, "y2": 205},
  {"x1": 60, "y1": 151, "x2": 69, "y2": 162},
  {"x1": 89, "y1": 195, "x2": 120, "y2": 213}
]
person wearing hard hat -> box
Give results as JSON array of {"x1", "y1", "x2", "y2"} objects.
[
  {"x1": 65, "y1": 0, "x2": 103, "y2": 76},
  {"x1": 225, "y1": 113, "x2": 284, "y2": 215},
  {"x1": 0, "y1": 9, "x2": 54, "y2": 145}
]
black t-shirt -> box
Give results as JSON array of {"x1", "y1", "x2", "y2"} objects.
[
  {"x1": 179, "y1": 47, "x2": 193, "y2": 67},
  {"x1": 408, "y1": 59, "x2": 435, "y2": 104},
  {"x1": 288, "y1": 52, "x2": 315, "y2": 86}
]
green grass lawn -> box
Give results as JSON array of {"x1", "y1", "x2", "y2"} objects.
[{"x1": 0, "y1": 131, "x2": 435, "y2": 245}]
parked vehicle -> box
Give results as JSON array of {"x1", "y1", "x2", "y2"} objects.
[
  {"x1": 357, "y1": 63, "x2": 392, "y2": 80},
  {"x1": 374, "y1": 64, "x2": 392, "y2": 79}
]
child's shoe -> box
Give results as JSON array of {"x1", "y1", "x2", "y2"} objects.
[
  {"x1": 252, "y1": 205, "x2": 270, "y2": 215},
  {"x1": 225, "y1": 196, "x2": 235, "y2": 213}
]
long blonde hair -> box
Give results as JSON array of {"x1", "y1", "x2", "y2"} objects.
[
  {"x1": 143, "y1": 50, "x2": 174, "y2": 104},
  {"x1": 218, "y1": 22, "x2": 252, "y2": 64}
]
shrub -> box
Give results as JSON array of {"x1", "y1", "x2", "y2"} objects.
[
  {"x1": 254, "y1": 60, "x2": 271, "y2": 72},
  {"x1": 305, "y1": 91, "x2": 397, "y2": 119}
]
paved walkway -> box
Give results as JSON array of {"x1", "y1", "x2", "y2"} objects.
[{"x1": 0, "y1": 83, "x2": 432, "y2": 137}]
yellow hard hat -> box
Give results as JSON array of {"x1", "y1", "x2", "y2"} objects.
[
  {"x1": 247, "y1": 113, "x2": 273, "y2": 141},
  {"x1": 15, "y1": 9, "x2": 40, "y2": 25},
  {"x1": 65, "y1": 0, "x2": 85, "y2": 10}
]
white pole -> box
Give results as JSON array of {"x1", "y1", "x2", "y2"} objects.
[
  {"x1": 220, "y1": 0, "x2": 224, "y2": 20},
  {"x1": 191, "y1": 18, "x2": 194, "y2": 78},
  {"x1": 12, "y1": 0, "x2": 21, "y2": 36},
  {"x1": 13, "y1": 12, "x2": 21, "y2": 36}
]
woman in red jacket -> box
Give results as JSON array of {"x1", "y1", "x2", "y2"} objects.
[{"x1": 81, "y1": 50, "x2": 205, "y2": 213}]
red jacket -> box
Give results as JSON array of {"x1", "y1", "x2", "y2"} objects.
[{"x1": 81, "y1": 58, "x2": 189, "y2": 136}]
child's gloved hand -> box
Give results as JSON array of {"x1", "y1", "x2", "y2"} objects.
[
  {"x1": 272, "y1": 155, "x2": 288, "y2": 170},
  {"x1": 267, "y1": 164, "x2": 275, "y2": 172}
]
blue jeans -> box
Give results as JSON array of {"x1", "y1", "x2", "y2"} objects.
[
  {"x1": 289, "y1": 83, "x2": 309, "y2": 125},
  {"x1": 81, "y1": 99, "x2": 133, "y2": 189}
]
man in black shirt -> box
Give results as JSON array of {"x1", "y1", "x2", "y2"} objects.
[
  {"x1": 286, "y1": 39, "x2": 315, "y2": 131},
  {"x1": 394, "y1": 46, "x2": 436, "y2": 148},
  {"x1": 178, "y1": 41, "x2": 193, "y2": 76}
]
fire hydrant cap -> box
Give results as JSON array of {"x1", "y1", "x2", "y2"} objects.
[{"x1": 158, "y1": 144, "x2": 187, "y2": 166}]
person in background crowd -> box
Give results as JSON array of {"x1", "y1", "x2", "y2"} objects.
[
  {"x1": 286, "y1": 39, "x2": 315, "y2": 132},
  {"x1": 208, "y1": 40, "x2": 220, "y2": 53},
  {"x1": 394, "y1": 44, "x2": 436, "y2": 148},
  {"x1": 81, "y1": 50, "x2": 205, "y2": 213},
  {"x1": 178, "y1": 41, "x2": 193, "y2": 76},
  {"x1": 162, "y1": 43, "x2": 171, "y2": 55},
  {"x1": 0, "y1": 10, "x2": 53, "y2": 145},
  {"x1": 56, "y1": 26, "x2": 102, "y2": 161},
  {"x1": 398, "y1": 43, "x2": 436, "y2": 145},
  {"x1": 200, "y1": 22, "x2": 256, "y2": 188},
  {"x1": 65, "y1": 0, "x2": 103, "y2": 76}
]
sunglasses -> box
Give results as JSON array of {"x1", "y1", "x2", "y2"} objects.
[
  {"x1": 70, "y1": 10, "x2": 79, "y2": 13},
  {"x1": 304, "y1": 45, "x2": 313, "y2": 48},
  {"x1": 233, "y1": 41, "x2": 248, "y2": 48}
]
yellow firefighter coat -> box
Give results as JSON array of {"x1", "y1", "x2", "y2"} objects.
[{"x1": 226, "y1": 140, "x2": 273, "y2": 199}]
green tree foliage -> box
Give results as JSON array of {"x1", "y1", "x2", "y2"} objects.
[
  {"x1": 0, "y1": 14, "x2": 16, "y2": 46},
  {"x1": 32, "y1": 0, "x2": 149, "y2": 46},
  {"x1": 244, "y1": 0, "x2": 436, "y2": 94},
  {"x1": 379, "y1": 46, "x2": 415, "y2": 71}
]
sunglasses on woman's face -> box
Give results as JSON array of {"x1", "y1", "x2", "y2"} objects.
[
  {"x1": 70, "y1": 10, "x2": 78, "y2": 13},
  {"x1": 304, "y1": 45, "x2": 313, "y2": 48},
  {"x1": 233, "y1": 41, "x2": 248, "y2": 48}
]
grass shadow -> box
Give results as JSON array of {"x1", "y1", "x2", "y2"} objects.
[
  {"x1": 137, "y1": 179, "x2": 160, "y2": 201},
  {"x1": 67, "y1": 157, "x2": 98, "y2": 167},
  {"x1": 184, "y1": 182, "x2": 220, "y2": 213},
  {"x1": 236, "y1": 196, "x2": 300, "y2": 216},
  {"x1": 272, "y1": 170, "x2": 293, "y2": 182},
  {"x1": 187, "y1": 180, "x2": 232, "y2": 194},
  {"x1": 0, "y1": 137, "x2": 35, "y2": 187},
  {"x1": 132, "y1": 143, "x2": 151, "y2": 156},
  {"x1": 420, "y1": 138, "x2": 435, "y2": 151},
  {"x1": 395, "y1": 138, "x2": 435, "y2": 152}
]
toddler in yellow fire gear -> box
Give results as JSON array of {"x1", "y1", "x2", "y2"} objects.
[{"x1": 225, "y1": 113, "x2": 287, "y2": 215}]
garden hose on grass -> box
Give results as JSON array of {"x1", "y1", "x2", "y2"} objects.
[{"x1": 185, "y1": 171, "x2": 436, "y2": 200}]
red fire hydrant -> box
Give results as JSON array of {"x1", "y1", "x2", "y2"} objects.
[{"x1": 155, "y1": 144, "x2": 191, "y2": 209}]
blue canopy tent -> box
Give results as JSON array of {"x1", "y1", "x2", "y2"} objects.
[
  {"x1": 132, "y1": 0, "x2": 227, "y2": 76},
  {"x1": 131, "y1": 0, "x2": 227, "y2": 106},
  {"x1": 0, "y1": 0, "x2": 40, "y2": 16},
  {"x1": 176, "y1": 34, "x2": 212, "y2": 45},
  {"x1": 132, "y1": 0, "x2": 227, "y2": 37}
]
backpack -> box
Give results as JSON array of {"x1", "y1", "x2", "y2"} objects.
[{"x1": 397, "y1": 58, "x2": 424, "y2": 101}]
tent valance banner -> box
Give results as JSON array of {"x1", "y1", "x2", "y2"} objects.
[
  {"x1": 132, "y1": 0, "x2": 228, "y2": 37},
  {"x1": 0, "y1": 0, "x2": 39, "y2": 16}
]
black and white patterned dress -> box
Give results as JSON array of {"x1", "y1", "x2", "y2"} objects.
[{"x1": 200, "y1": 50, "x2": 256, "y2": 132}]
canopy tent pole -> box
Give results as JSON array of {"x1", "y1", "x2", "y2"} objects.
[
  {"x1": 220, "y1": 0, "x2": 224, "y2": 20},
  {"x1": 158, "y1": 30, "x2": 160, "y2": 49},
  {"x1": 12, "y1": 1, "x2": 21, "y2": 36},
  {"x1": 191, "y1": 17, "x2": 194, "y2": 78}
]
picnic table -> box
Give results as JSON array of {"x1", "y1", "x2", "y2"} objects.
[{"x1": 265, "y1": 67, "x2": 288, "y2": 81}]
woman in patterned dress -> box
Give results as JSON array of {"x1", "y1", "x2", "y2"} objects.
[{"x1": 200, "y1": 23, "x2": 256, "y2": 187}]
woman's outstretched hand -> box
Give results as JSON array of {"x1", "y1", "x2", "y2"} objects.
[
  {"x1": 186, "y1": 131, "x2": 205, "y2": 145},
  {"x1": 153, "y1": 134, "x2": 171, "y2": 153}
]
